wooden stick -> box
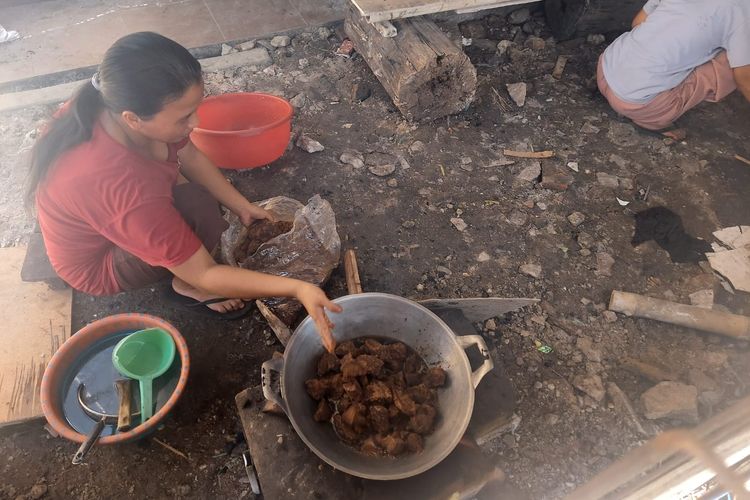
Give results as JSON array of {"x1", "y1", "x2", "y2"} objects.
[
  {"x1": 552, "y1": 55, "x2": 568, "y2": 80},
  {"x1": 502, "y1": 149, "x2": 554, "y2": 159},
  {"x1": 621, "y1": 357, "x2": 679, "y2": 383},
  {"x1": 609, "y1": 290, "x2": 750, "y2": 340},
  {"x1": 153, "y1": 438, "x2": 189, "y2": 460},
  {"x1": 114, "y1": 379, "x2": 132, "y2": 432},
  {"x1": 735, "y1": 154, "x2": 750, "y2": 167},
  {"x1": 256, "y1": 300, "x2": 292, "y2": 346},
  {"x1": 344, "y1": 249, "x2": 363, "y2": 294}
]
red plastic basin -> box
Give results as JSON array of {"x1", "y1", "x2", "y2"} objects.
[{"x1": 190, "y1": 92, "x2": 293, "y2": 169}]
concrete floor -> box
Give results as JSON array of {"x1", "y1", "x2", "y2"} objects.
[{"x1": 0, "y1": 0, "x2": 346, "y2": 85}]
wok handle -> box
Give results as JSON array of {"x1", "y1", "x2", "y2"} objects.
[
  {"x1": 261, "y1": 357, "x2": 290, "y2": 416},
  {"x1": 456, "y1": 335, "x2": 494, "y2": 389}
]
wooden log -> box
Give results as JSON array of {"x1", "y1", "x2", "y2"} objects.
[
  {"x1": 545, "y1": 0, "x2": 643, "y2": 40},
  {"x1": 345, "y1": 12, "x2": 477, "y2": 121},
  {"x1": 609, "y1": 290, "x2": 750, "y2": 340}
]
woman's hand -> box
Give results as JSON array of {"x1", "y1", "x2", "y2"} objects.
[
  {"x1": 296, "y1": 282, "x2": 342, "y2": 353},
  {"x1": 237, "y1": 202, "x2": 275, "y2": 227}
]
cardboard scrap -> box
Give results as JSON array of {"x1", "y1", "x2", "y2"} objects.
[{"x1": 706, "y1": 226, "x2": 750, "y2": 293}]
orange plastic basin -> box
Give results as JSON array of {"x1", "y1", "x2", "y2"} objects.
[
  {"x1": 41, "y1": 314, "x2": 189, "y2": 445},
  {"x1": 190, "y1": 92, "x2": 293, "y2": 169}
]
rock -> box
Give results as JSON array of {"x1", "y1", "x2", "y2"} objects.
[
  {"x1": 484, "y1": 318, "x2": 497, "y2": 331},
  {"x1": 451, "y1": 218, "x2": 468, "y2": 232},
  {"x1": 340, "y1": 149, "x2": 364, "y2": 169},
  {"x1": 221, "y1": 43, "x2": 234, "y2": 56},
  {"x1": 29, "y1": 484, "x2": 48, "y2": 500},
  {"x1": 577, "y1": 231, "x2": 595, "y2": 249},
  {"x1": 366, "y1": 152, "x2": 398, "y2": 176},
  {"x1": 576, "y1": 337, "x2": 602, "y2": 363},
  {"x1": 409, "y1": 141, "x2": 425, "y2": 154},
  {"x1": 416, "y1": 283, "x2": 425, "y2": 291},
  {"x1": 298, "y1": 58, "x2": 310, "y2": 69},
  {"x1": 472, "y1": 38, "x2": 498, "y2": 52},
  {"x1": 295, "y1": 134, "x2": 324, "y2": 153},
  {"x1": 502, "y1": 433, "x2": 517, "y2": 448},
  {"x1": 317, "y1": 27, "x2": 332, "y2": 40},
  {"x1": 567, "y1": 212, "x2": 586, "y2": 226},
  {"x1": 402, "y1": 220, "x2": 415, "y2": 229},
  {"x1": 386, "y1": 178, "x2": 398, "y2": 188},
  {"x1": 701, "y1": 351, "x2": 728, "y2": 369},
  {"x1": 515, "y1": 356, "x2": 525, "y2": 366},
  {"x1": 289, "y1": 93, "x2": 306, "y2": 108},
  {"x1": 519, "y1": 263, "x2": 542, "y2": 278},
  {"x1": 602, "y1": 310, "x2": 618, "y2": 323},
  {"x1": 596, "y1": 172, "x2": 619, "y2": 188},
  {"x1": 496, "y1": 40, "x2": 513, "y2": 56},
  {"x1": 508, "y1": 7, "x2": 531, "y2": 25},
  {"x1": 544, "y1": 413, "x2": 560, "y2": 425},
  {"x1": 581, "y1": 122, "x2": 600, "y2": 134},
  {"x1": 517, "y1": 161, "x2": 541, "y2": 182},
  {"x1": 587, "y1": 33, "x2": 606, "y2": 45},
  {"x1": 521, "y1": 21, "x2": 536, "y2": 35},
  {"x1": 687, "y1": 369, "x2": 719, "y2": 392},
  {"x1": 201, "y1": 48, "x2": 272, "y2": 73},
  {"x1": 477, "y1": 251, "x2": 492, "y2": 262},
  {"x1": 352, "y1": 82, "x2": 372, "y2": 102},
  {"x1": 573, "y1": 374, "x2": 605, "y2": 402},
  {"x1": 508, "y1": 210, "x2": 528, "y2": 227},
  {"x1": 270, "y1": 35, "x2": 291, "y2": 48},
  {"x1": 541, "y1": 165, "x2": 574, "y2": 191},
  {"x1": 607, "y1": 121, "x2": 641, "y2": 147},
  {"x1": 459, "y1": 19, "x2": 488, "y2": 39},
  {"x1": 436, "y1": 266, "x2": 452, "y2": 276},
  {"x1": 595, "y1": 252, "x2": 615, "y2": 276},
  {"x1": 176, "y1": 485, "x2": 191, "y2": 496},
  {"x1": 688, "y1": 289, "x2": 714, "y2": 309},
  {"x1": 618, "y1": 177, "x2": 634, "y2": 190},
  {"x1": 524, "y1": 36, "x2": 545, "y2": 51},
  {"x1": 609, "y1": 154, "x2": 629, "y2": 168},
  {"x1": 506, "y1": 82, "x2": 527, "y2": 107},
  {"x1": 640, "y1": 382, "x2": 698, "y2": 421},
  {"x1": 567, "y1": 161, "x2": 579, "y2": 172},
  {"x1": 238, "y1": 39, "x2": 256, "y2": 51}
]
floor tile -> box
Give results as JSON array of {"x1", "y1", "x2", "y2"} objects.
[
  {"x1": 292, "y1": 0, "x2": 347, "y2": 26},
  {"x1": 205, "y1": 0, "x2": 307, "y2": 41},
  {"x1": 118, "y1": 0, "x2": 224, "y2": 49}
]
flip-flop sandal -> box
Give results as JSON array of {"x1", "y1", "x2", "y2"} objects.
[
  {"x1": 635, "y1": 122, "x2": 686, "y2": 141},
  {"x1": 162, "y1": 287, "x2": 253, "y2": 320}
]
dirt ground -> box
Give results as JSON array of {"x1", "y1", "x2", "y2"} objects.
[{"x1": 1, "y1": 8, "x2": 750, "y2": 500}]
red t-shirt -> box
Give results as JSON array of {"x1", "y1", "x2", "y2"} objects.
[{"x1": 36, "y1": 122, "x2": 202, "y2": 296}]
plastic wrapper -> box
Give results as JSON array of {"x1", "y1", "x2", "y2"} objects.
[{"x1": 221, "y1": 195, "x2": 341, "y2": 323}]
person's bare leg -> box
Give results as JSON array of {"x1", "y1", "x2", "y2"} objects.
[{"x1": 172, "y1": 276, "x2": 244, "y2": 312}]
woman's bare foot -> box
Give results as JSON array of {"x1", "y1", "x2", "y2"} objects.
[
  {"x1": 171, "y1": 277, "x2": 244, "y2": 313},
  {"x1": 661, "y1": 127, "x2": 687, "y2": 141}
]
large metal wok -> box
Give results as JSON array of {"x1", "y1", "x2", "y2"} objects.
[{"x1": 261, "y1": 292, "x2": 493, "y2": 480}]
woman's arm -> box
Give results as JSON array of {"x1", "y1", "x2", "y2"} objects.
[
  {"x1": 169, "y1": 246, "x2": 341, "y2": 352},
  {"x1": 177, "y1": 141, "x2": 270, "y2": 224}
]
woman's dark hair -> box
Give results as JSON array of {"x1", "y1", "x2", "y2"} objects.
[{"x1": 26, "y1": 31, "x2": 202, "y2": 208}]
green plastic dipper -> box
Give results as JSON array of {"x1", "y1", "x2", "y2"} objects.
[{"x1": 112, "y1": 328, "x2": 176, "y2": 422}]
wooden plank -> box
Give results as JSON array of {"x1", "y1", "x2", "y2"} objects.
[
  {"x1": 0, "y1": 246, "x2": 72, "y2": 426},
  {"x1": 350, "y1": 0, "x2": 539, "y2": 22}
]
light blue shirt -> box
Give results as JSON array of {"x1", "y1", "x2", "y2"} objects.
[{"x1": 602, "y1": 0, "x2": 750, "y2": 104}]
